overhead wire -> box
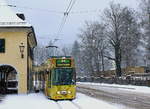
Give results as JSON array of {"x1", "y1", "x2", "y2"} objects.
[
  {"x1": 56, "y1": 0, "x2": 76, "y2": 38},
  {"x1": 65, "y1": 0, "x2": 74, "y2": 13},
  {"x1": 71, "y1": 9, "x2": 101, "y2": 14},
  {"x1": 6, "y1": 2, "x2": 101, "y2": 45},
  {"x1": 7, "y1": 1, "x2": 77, "y2": 42},
  {"x1": 67, "y1": 0, "x2": 76, "y2": 13},
  {"x1": 7, "y1": 4, "x2": 64, "y2": 14},
  {"x1": 57, "y1": 0, "x2": 74, "y2": 34},
  {"x1": 6, "y1": 4, "x2": 100, "y2": 14}
]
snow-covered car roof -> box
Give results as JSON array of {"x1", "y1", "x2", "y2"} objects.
[{"x1": 0, "y1": 0, "x2": 31, "y2": 27}]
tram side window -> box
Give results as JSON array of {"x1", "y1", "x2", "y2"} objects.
[
  {"x1": 0, "y1": 39, "x2": 5, "y2": 53},
  {"x1": 48, "y1": 71, "x2": 51, "y2": 88}
]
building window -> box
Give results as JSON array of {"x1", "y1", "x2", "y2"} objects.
[{"x1": 0, "y1": 39, "x2": 5, "y2": 53}]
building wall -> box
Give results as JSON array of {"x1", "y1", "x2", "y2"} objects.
[
  {"x1": 101, "y1": 66, "x2": 146, "y2": 77},
  {"x1": 124, "y1": 66, "x2": 145, "y2": 75},
  {"x1": 0, "y1": 30, "x2": 28, "y2": 94}
]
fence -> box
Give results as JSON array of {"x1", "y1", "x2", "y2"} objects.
[{"x1": 77, "y1": 76, "x2": 150, "y2": 87}]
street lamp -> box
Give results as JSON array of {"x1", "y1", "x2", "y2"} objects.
[{"x1": 19, "y1": 43, "x2": 25, "y2": 58}]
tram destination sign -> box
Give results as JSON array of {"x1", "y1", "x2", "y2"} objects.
[{"x1": 56, "y1": 59, "x2": 71, "y2": 67}]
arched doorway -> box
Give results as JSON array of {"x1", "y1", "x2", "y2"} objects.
[{"x1": 0, "y1": 65, "x2": 18, "y2": 94}]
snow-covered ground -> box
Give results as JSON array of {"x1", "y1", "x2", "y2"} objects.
[
  {"x1": 77, "y1": 82, "x2": 150, "y2": 94},
  {"x1": 0, "y1": 93, "x2": 123, "y2": 109}
]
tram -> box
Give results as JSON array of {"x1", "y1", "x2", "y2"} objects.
[{"x1": 44, "y1": 56, "x2": 76, "y2": 100}]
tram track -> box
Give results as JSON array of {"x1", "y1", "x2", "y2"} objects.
[
  {"x1": 71, "y1": 101, "x2": 82, "y2": 109},
  {"x1": 56, "y1": 100, "x2": 82, "y2": 109},
  {"x1": 77, "y1": 85, "x2": 150, "y2": 109},
  {"x1": 55, "y1": 101, "x2": 63, "y2": 109}
]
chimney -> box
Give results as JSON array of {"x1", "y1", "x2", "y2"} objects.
[{"x1": 16, "y1": 13, "x2": 25, "y2": 20}]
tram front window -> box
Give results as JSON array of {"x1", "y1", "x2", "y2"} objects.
[{"x1": 52, "y1": 68, "x2": 75, "y2": 85}]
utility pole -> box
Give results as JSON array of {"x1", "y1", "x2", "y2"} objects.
[
  {"x1": 148, "y1": 0, "x2": 150, "y2": 67},
  {"x1": 148, "y1": 0, "x2": 150, "y2": 24}
]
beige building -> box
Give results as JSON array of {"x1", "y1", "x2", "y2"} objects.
[
  {"x1": 0, "y1": 0, "x2": 37, "y2": 94},
  {"x1": 100, "y1": 66, "x2": 148, "y2": 77}
]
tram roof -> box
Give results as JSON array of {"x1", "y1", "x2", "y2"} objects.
[{"x1": 49, "y1": 56, "x2": 72, "y2": 59}]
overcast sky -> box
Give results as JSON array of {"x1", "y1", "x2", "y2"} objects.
[{"x1": 7, "y1": 0, "x2": 139, "y2": 47}]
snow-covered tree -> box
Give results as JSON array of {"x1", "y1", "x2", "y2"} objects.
[
  {"x1": 34, "y1": 40, "x2": 58, "y2": 65},
  {"x1": 139, "y1": 0, "x2": 150, "y2": 67},
  {"x1": 78, "y1": 21, "x2": 111, "y2": 76},
  {"x1": 103, "y1": 2, "x2": 141, "y2": 76},
  {"x1": 61, "y1": 46, "x2": 71, "y2": 56},
  {"x1": 120, "y1": 7, "x2": 141, "y2": 67},
  {"x1": 34, "y1": 45, "x2": 47, "y2": 65},
  {"x1": 71, "y1": 41, "x2": 83, "y2": 76}
]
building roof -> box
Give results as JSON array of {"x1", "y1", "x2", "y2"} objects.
[
  {"x1": 0, "y1": 0, "x2": 31, "y2": 27},
  {"x1": 0, "y1": 0, "x2": 37, "y2": 46}
]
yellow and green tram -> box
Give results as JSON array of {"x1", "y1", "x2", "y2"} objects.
[{"x1": 44, "y1": 56, "x2": 76, "y2": 100}]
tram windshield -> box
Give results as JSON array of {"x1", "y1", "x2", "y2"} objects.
[{"x1": 52, "y1": 68, "x2": 75, "y2": 85}]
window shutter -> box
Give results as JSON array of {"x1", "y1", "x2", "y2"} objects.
[{"x1": 0, "y1": 39, "x2": 5, "y2": 53}]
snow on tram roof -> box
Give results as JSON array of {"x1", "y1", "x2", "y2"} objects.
[
  {"x1": 0, "y1": 0, "x2": 31, "y2": 27},
  {"x1": 50, "y1": 56, "x2": 72, "y2": 58}
]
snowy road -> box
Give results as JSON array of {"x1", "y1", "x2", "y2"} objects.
[
  {"x1": 0, "y1": 83, "x2": 149, "y2": 109},
  {"x1": 77, "y1": 82, "x2": 150, "y2": 109},
  {"x1": 0, "y1": 93, "x2": 121, "y2": 109}
]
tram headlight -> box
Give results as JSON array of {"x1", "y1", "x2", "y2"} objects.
[
  {"x1": 68, "y1": 91, "x2": 71, "y2": 94},
  {"x1": 57, "y1": 91, "x2": 61, "y2": 94}
]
